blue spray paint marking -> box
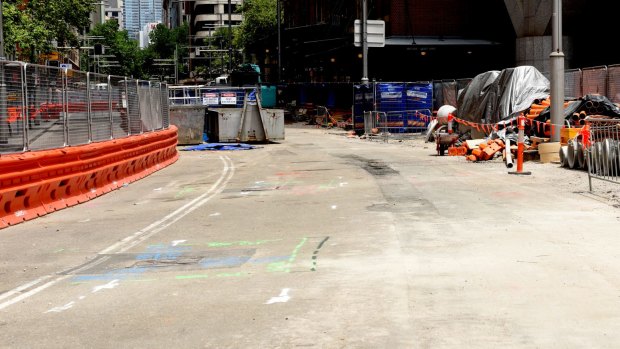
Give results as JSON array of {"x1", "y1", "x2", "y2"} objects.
[
  {"x1": 249, "y1": 256, "x2": 290, "y2": 264},
  {"x1": 136, "y1": 245, "x2": 190, "y2": 261},
  {"x1": 199, "y1": 256, "x2": 252, "y2": 269},
  {"x1": 72, "y1": 267, "x2": 148, "y2": 282}
]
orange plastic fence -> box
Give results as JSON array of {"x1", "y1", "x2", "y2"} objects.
[{"x1": 0, "y1": 126, "x2": 178, "y2": 228}]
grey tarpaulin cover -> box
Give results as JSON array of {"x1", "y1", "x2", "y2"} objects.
[
  {"x1": 494, "y1": 66, "x2": 550, "y2": 122},
  {"x1": 457, "y1": 70, "x2": 500, "y2": 124},
  {"x1": 457, "y1": 66, "x2": 550, "y2": 125}
]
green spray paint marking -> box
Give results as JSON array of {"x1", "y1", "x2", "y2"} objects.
[
  {"x1": 268, "y1": 237, "x2": 308, "y2": 273},
  {"x1": 318, "y1": 179, "x2": 338, "y2": 190},
  {"x1": 216, "y1": 272, "x2": 249, "y2": 278},
  {"x1": 175, "y1": 274, "x2": 209, "y2": 280},
  {"x1": 175, "y1": 187, "x2": 195, "y2": 199},
  {"x1": 267, "y1": 261, "x2": 288, "y2": 273}
]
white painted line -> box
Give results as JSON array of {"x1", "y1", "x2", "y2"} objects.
[
  {"x1": 0, "y1": 275, "x2": 53, "y2": 302},
  {"x1": 0, "y1": 156, "x2": 235, "y2": 311},
  {"x1": 115, "y1": 156, "x2": 235, "y2": 254},
  {"x1": 331, "y1": 205, "x2": 338, "y2": 210},
  {"x1": 0, "y1": 276, "x2": 70, "y2": 311},
  {"x1": 171, "y1": 240, "x2": 187, "y2": 247},
  {"x1": 101, "y1": 155, "x2": 234, "y2": 254},
  {"x1": 209, "y1": 212, "x2": 221, "y2": 217},
  {"x1": 45, "y1": 301, "x2": 75, "y2": 314},
  {"x1": 92, "y1": 279, "x2": 120, "y2": 293},
  {"x1": 265, "y1": 288, "x2": 291, "y2": 305}
]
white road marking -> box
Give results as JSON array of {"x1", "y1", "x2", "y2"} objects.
[
  {"x1": 0, "y1": 276, "x2": 70, "y2": 311},
  {"x1": 265, "y1": 288, "x2": 291, "y2": 305},
  {"x1": 45, "y1": 301, "x2": 75, "y2": 314},
  {"x1": 0, "y1": 156, "x2": 235, "y2": 311},
  {"x1": 171, "y1": 240, "x2": 187, "y2": 247},
  {"x1": 92, "y1": 280, "x2": 120, "y2": 293},
  {"x1": 0, "y1": 275, "x2": 53, "y2": 302},
  {"x1": 209, "y1": 212, "x2": 221, "y2": 217},
  {"x1": 331, "y1": 205, "x2": 338, "y2": 210}
]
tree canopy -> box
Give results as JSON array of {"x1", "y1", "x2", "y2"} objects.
[
  {"x1": 1, "y1": 0, "x2": 95, "y2": 60},
  {"x1": 147, "y1": 23, "x2": 188, "y2": 60},
  {"x1": 234, "y1": 0, "x2": 277, "y2": 58},
  {"x1": 87, "y1": 19, "x2": 146, "y2": 77}
]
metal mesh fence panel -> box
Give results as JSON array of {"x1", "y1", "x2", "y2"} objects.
[
  {"x1": 149, "y1": 82, "x2": 163, "y2": 131},
  {"x1": 89, "y1": 73, "x2": 112, "y2": 142},
  {"x1": 161, "y1": 83, "x2": 170, "y2": 128},
  {"x1": 607, "y1": 65, "x2": 620, "y2": 104},
  {"x1": 110, "y1": 76, "x2": 128, "y2": 138},
  {"x1": 564, "y1": 69, "x2": 582, "y2": 100},
  {"x1": 456, "y1": 79, "x2": 472, "y2": 96},
  {"x1": 433, "y1": 81, "x2": 444, "y2": 110},
  {"x1": 582, "y1": 66, "x2": 607, "y2": 96},
  {"x1": 23, "y1": 64, "x2": 65, "y2": 151},
  {"x1": 586, "y1": 119, "x2": 620, "y2": 191},
  {"x1": 442, "y1": 80, "x2": 458, "y2": 107},
  {"x1": 0, "y1": 61, "x2": 26, "y2": 154},
  {"x1": 2, "y1": 61, "x2": 173, "y2": 155},
  {"x1": 126, "y1": 79, "x2": 142, "y2": 135},
  {"x1": 65, "y1": 70, "x2": 90, "y2": 146},
  {"x1": 139, "y1": 82, "x2": 155, "y2": 132}
]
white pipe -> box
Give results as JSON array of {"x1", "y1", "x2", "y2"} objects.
[{"x1": 505, "y1": 138, "x2": 514, "y2": 168}]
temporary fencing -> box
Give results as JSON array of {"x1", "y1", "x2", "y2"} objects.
[
  {"x1": 168, "y1": 85, "x2": 249, "y2": 108},
  {"x1": 353, "y1": 81, "x2": 434, "y2": 135},
  {"x1": 0, "y1": 60, "x2": 170, "y2": 155},
  {"x1": 1, "y1": 59, "x2": 177, "y2": 229},
  {"x1": 583, "y1": 118, "x2": 620, "y2": 191}
]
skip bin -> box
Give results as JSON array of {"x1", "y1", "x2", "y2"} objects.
[{"x1": 169, "y1": 105, "x2": 207, "y2": 145}]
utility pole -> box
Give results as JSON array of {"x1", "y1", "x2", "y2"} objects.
[
  {"x1": 277, "y1": 0, "x2": 281, "y2": 82},
  {"x1": 0, "y1": 0, "x2": 4, "y2": 59},
  {"x1": 361, "y1": 0, "x2": 369, "y2": 85},
  {"x1": 228, "y1": 0, "x2": 232, "y2": 73},
  {"x1": 550, "y1": 0, "x2": 564, "y2": 142},
  {"x1": 0, "y1": 0, "x2": 8, "y2": 144}
]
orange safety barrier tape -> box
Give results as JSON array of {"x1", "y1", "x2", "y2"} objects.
[{"x1": 0, "y1": 126, "x2": 178, "y2": 229}]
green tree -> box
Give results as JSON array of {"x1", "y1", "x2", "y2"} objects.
[
  {"x1": 88, "y1": 20, "x2": 146, "y2": 77},
  {"x1": 145, "y1": 23, "x2": 189, "y2": 80},
  {"x1": 234, "y1": 0, "x2": 277, "y2": 61},
  {"x1": 148, "y1": 23, "x2": 188, "y2": 59},
  {"x1": 1, "y1": 0, "x2": 95, "y2": 61}
]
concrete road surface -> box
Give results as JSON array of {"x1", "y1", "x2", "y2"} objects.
[{"x1": 1, "y1": 126, "x2": 620, "y2": 348}]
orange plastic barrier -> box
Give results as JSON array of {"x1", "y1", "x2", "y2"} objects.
[{"x1": 1, "y1": 126, "x2": 178, "y2": 228}]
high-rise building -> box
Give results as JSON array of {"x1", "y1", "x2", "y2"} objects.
[
  {"x1": 105, "y1": 0, "x2": 124, "y2": 29},
  {"x1": 166, "y1": 1, "x2": 243, "y2": 44},
  {"x1": 123, "y1": 0, "x2": 163, "y2": 39}
]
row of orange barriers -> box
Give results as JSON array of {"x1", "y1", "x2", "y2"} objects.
[
  {"x1": 7, "y1": 101, "x2": 121, "y2": 123},
  {"x1": 0, "y1": 126, "x2": 179, "y2": 229}
]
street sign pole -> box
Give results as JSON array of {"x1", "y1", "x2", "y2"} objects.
[
  {"x1": 0, "y1": 0, "x2": 7, "y2": 144},
  {"x1": 361, "y1": 0, "x2": 369, "y2": 85},
  {"x1": 550, "y1": 0, "x2": 564, "y2": 142}
]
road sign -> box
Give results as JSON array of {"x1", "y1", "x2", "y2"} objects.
[
  {"x1": 354, "y1": 20, "x2": 385, "y2": 48},
  {"x1": 60, "y1": 63, "x2": 72, "y2": 70}
]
